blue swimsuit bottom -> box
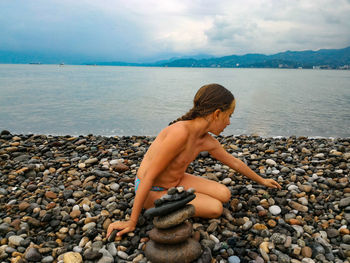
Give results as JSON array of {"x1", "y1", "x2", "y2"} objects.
[{"x1": 134, "y1": 176, "x2": 167, "y2": 192}]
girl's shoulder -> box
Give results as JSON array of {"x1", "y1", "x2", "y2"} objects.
[
  {"x1": 157, "y1": 122, "x2": 190, "y2": 141},
  {"x1": 165, "y1": 121, "x2": 189, "y2": 133}
]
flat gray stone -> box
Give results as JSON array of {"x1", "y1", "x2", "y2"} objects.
[
  {"x1": 339, "y1": 197, "x2": 350, "y2": 207},
  {"x1": 144, "y1": 194, "x2": 195, "y2": 218},
  {"x1": 148, "y1": 221, "x2": 193, "y2": 244},
  {"x1": 153, "y1": 204, "x2": 195, "y2": 229}
]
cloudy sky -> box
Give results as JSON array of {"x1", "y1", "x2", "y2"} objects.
[{"x1": 1, "y1": 0, "x2": 350, "y2": 63}]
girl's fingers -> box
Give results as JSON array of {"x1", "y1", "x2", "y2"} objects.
[
  {"x1": 107, "y1": 226, "x2": 115, "y2": 238},
  {"x1": 117, "y1": 228, "x2": 129, "y2": 237},
  {"x1": 107, "y1": 222, "x2": 121, "y2": 237},
  {"x1": 107, "y1": 221, "x2": 135, "y2": 238}
]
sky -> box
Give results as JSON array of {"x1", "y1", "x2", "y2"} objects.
[{"x1": 1, "y1": 0, "x2": 350, "y2": 63}]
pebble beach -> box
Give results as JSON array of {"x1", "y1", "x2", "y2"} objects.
[{"x1": 0, "y1": 130, "x2": 349, "y2": 263}]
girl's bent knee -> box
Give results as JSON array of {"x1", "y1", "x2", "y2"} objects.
[{"x1": 209, "y1": 203, "x2": 224, "y2": 218}]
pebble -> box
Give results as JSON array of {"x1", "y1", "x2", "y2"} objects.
[
  {"x1": 339, "y1": 197, "x2": 350, "y2": 207},
  {"x1": 301, "y1": 246, "x2": 313, "y2": 258},
  {"x1": 242, "y1": 220, "x2": 253, "y2": 230},
  {"x1": 106, "y1": 243, "x2": 117, "y2": 257},
  {"x1": 266, "y1": 159, "x2": 277, "y2": 166},
  {"x1": 288, "y1": 185, "x2": 299, "y2": 191},
  {"x1": 117, "y1": 250, "x2": 129, "y2": 260},
  {"x1": 62, "y1": 252, "x2": 83, "y2": 263},
  {"x1": 82, "y1": 222, "x2": 96, "y2": 231},
  {"x1": 269, "y1": 205, "x2": 281, "y2": 215},
  {"x1": 110, "y1": 183, "x2": 120, "y2": 192},
  {"x1": 8, "y1": 236, "x2": 24, "y2": 246},
  {"x1": 97, "y1": 256, "x2": 114, "y2": 263},
  {"x1": 222, "y1": 178, "x2": 232, "y2": 185},
  {"x1": 85, "y1": 158, "x2": 98, "y2": 164},
  {"x1": 83, "y1": 249, "x2": 103, "y2": 260},
  {"x1": 25, "y1": 247, "x2": 42, "y2": 262},
  {"x1": 209, "y1": 234, "x2": 220, "y2": 244},
  {"x1": 289, "y1": 201, "x2": 308, "y2": 212},
  {"x1": 42, "y1": 256, "x2": 54, "y2": 263},
  {"x1": 228, "y1": 255, "x2": 240, "y2": 263}
]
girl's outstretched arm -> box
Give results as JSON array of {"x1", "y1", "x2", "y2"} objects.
[
  {"x1": 107, "y1": 178, "x2": 154, "y2": 237},
  {"x1": 107, "y1": 127, "x2": 188, "y2": 238},
  {"x1": 208, "y1": 139, "x2": 282, "y2": 189}
]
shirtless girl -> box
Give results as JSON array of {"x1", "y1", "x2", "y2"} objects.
[{"x1": 107, "y1": 83, "x2": 281, "y2": 238}]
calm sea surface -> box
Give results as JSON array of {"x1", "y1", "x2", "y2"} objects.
[{"x1": 0, "y1": 64, "x2": 349, "y2": 137}]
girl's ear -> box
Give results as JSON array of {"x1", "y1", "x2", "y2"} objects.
[{"x1": 213, "y1": 109, "x2": 221, "y2": 120}]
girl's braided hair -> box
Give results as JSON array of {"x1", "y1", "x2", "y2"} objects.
[{"x1": 169, "y1": 83, "x2": 234, "y2": 125}]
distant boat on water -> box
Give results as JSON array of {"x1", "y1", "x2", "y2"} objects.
[{"x1": 59, "y1": 63, "x2": 64, "y2": 66}]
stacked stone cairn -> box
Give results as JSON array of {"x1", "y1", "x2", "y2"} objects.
[{"x1": 144, "y1": 186, "x2": 203, "y2": 263}]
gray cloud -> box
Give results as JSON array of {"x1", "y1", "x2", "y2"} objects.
[
  {"x1": 204, "y1": 0, "x2": 350, "y2": 55},
  {"x1": 0, "y1": 0, "x2": 349, "y2": 62}
]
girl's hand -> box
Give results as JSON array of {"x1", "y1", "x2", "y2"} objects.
[
  {"x1": 107, "y1": 220, "x2": 136, "y2": 239},
  {"x1": 262, "y1": 178, "x2": 282, "y2": 189}
]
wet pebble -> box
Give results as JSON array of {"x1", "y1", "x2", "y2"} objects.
[
  {"x1": 25, "y1": 247, "x2": 42, "y2": 262},
  {"x1": 269, "y1": 205, "x2": 281, "y2": 215}
]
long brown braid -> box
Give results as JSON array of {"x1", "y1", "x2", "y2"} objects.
[{"x1": 169, "y1": 84, "x2": 235, "y2": 125}]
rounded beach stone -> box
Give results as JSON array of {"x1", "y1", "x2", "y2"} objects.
[
  {"x1": 269, "y1": 205, "x2": 281, "y2": 215},
  {"x1": 8, "y1": 236, "x2": 24, "y2": 246},
  {"x1": 339, "y1": 197, "x2": 350, "y2": 207},
  {"x1": 83, "y1": 249, "x2": 103, "y2": 260},
  {"x1": 289, "y1": 201, "x2": 308, "y2": 212},
  {"x1": 153, "y1": 204, "x2": 195, "y2": 229},
  {"x1": 148, "y1": 221, "x2": 193, "y2": 244},
  {"x1": 25, "y1": 247, "x2": 42, "y2": 262},
  {"x1": 63, "y1": 252, "x2": 83, "y2": 263},
  {"x1": 266, "y1": 159, "x2": 277, "y2": 166},
  {"x1": 145, "y1": 238, "x2": 202, "y2": 263}
]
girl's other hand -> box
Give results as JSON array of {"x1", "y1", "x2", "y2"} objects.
[
  {"x1": 262, "y1": 178, "x2": 282, "y2": 189},
  {"x1": 107, "y1": 220, "x2": 136, "y2": 239}
]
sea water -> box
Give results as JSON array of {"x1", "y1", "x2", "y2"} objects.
[{"x1": 0, "y1": 64, "x2": 349, "y2": 137}]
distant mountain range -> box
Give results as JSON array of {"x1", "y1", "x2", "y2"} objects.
[
  {"x1": 1, "y1": 46, "x2": 349, "y2": 69},
  {"x1": 93, "y1": 46, "x2": 350, "y2": 69}
]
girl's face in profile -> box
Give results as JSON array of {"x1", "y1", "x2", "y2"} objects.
[{"x1": 212, "y1": 100, "x2": 236, "y2": 135}]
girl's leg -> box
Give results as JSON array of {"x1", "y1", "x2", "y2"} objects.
[
  {"x1": 189, "y1": 192, "x2": 226, "y2": 218},
  {"x1": 178, "y1": 173, "x2": 231, "y2": 218},
  {"x1": 178, "y1": 173, "x2": 231, "y2": 203}
]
